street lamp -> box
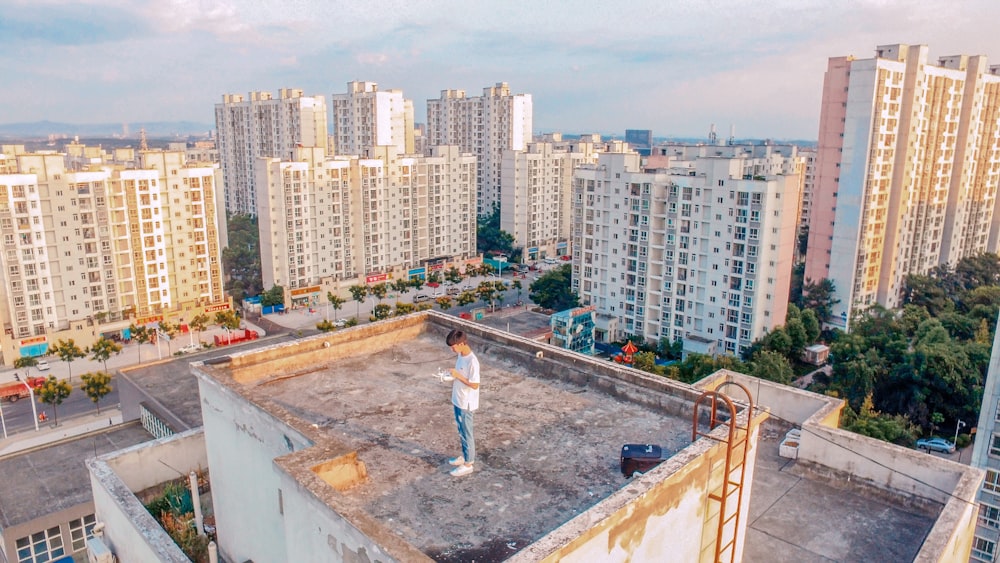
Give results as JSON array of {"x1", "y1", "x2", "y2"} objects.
[{"x1": 954, "y1": 420, "x2": 966, "y2": 446}]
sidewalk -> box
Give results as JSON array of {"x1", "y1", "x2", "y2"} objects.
[
  {"x1": 0, "y1": 407, "x2": 124, "y2": 458},
  {"x1": 1, "y1": 318, "x2": 270, "y2": 385}
]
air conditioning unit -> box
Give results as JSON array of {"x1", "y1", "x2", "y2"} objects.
[{"x1": 87, "y1": 537, "x2": 114, "y2": 563}]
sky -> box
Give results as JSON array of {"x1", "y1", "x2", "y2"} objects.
[{"x1": 2, "y1": 0, "x2": 1000, "y2": 140}]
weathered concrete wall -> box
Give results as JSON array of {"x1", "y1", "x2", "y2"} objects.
[
  {"x1": 103, "y1": 427, "x2": 208, "y2": 491},
  {"x1": 195, "y1": 371, "x2": 313, "y2": 563},
  {"x1": 697, "y1": 369, "x2": 843, "y2": 427},
  {"x1": 915, "y1": 466, "x2": 981, "y2": 563},
  {"x1": 510, "y1": 411, "x2": 766, "y2": 563},
  {"x1": 275, "y1": 447, "x2": 430, "y2": 563},
  {"x1": 88, "y1": 439, "x2": 194, "y2": 563}
]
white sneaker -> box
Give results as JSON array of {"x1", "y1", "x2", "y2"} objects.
[
  {"x1": 448, "y1": 456, "x2": 465, "y2": 466},
  {"x1": 450, "y1": 464, "x2": 474, "y2": 477}
]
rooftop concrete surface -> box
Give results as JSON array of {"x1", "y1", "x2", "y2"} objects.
[
  {"x1": 0, "y1": 421, "x2": 151, "y2": 528},
  {"x1": 743, "y1": 419, "x2": 939, "y2": 563},
  {"x1": 202, "y1": 316, "x2": 704, "y2": 561}
]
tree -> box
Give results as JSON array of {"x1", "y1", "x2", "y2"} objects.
[
  {"x1": 785, "y1": 318, "x2": 808, "y2": 360},
  {"x1": 316, "y1": 319, "x2": 335, "y2": 332},
  {"x1": 221, "y1": 214, "x2": 263, "y2": 305},
  {"x1": 748, "y1": 350, "x2": 794, "y2": 385},
  {"x1": 395, "y1": 302, "x2": 416, "y2": 316},
  {"x1": 36, "y1": 375, "x2": 72, "y2": 426},
  {"x1": 189, "y1": 314, "x2": 210, "y2": 346},
  {"x1": 349, "y1": 285, "x2": 368, "y2": 317},
  {"x1": 52, "y1": 339, "x2": 86, "y2": 382},
  {"x1": 261, "y1": 285, "x2": 285, "y2": 307},
  {"x1": 477, "y1": 207, "x2": 515, "y2": 257},
  {"x1": 89, "y1": 336, "x2": 122, "y2": 373},
  {"x1": 13, "y1": 355, "x2": 38, "y2": 377},
  {"x1": 801, "y1": 278, "x2": 839, "y2": 324},
  {"x1": 370, "y1": 283, "x2": 389, "y2": 302},
  {"x1": 436, "y1": 297, "x2": 453, "y2": 311},
  {"x1": 512, "y1": 279, "x2": 523, "y2": 303},
  {"x1": 392, "y1": 279, "x2": 410, "y2": 294},
  {"x1": 371, "y1": 303, "x2": 392, "y2": 321},
  {"x1": 326, "y1": 293, "x2": 346, "y2": 321},
  {"x1": 215, "y1": 309, "x2": 241, "y2": 330},
  {"x1": 409, "y1": 277, "x2": 425, "y2": 291},
  {"x1": 476, "y1": 282, "x2": 498, "y2": 311},
  {"x1": 529, "y1": 264, "x2": 580, "y2": 311},
  {"x1": 158, "y1": 320, "x2": 179, "y2": 354},
  {"x1": 130, "y1": 324, "x2": 152, "y2": 364},
  {"x1": 445, "y1": 266, "x2": 463, "y2": 284},
  {"x1": 79, "y1": 371, "x2": 113, "y2": 414},
  {"x1": 800, "y1": 308, "x2": 821, "y2": 344},
  {"x1": 457, "y1": 291, "x2": 477, "y2": 307},
  {"x1": 841, "y1": 395, "x2": 918, "y2": 446},
  {"x1": 632, "y1": 351, "x2": 658, "y2": 373}
]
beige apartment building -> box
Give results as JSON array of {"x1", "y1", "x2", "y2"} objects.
[
  {"x1": 256, "y1": 145, "x2": 477, "y2": 307},
  {"x1": 331, "y1": 81, "x2": 415, "y2": 157},
  {"x1": 500, "y1": 136, "x2": 617, "y2": 263},
  {"x1": 215, "y1": 89, "x2": 327, "y2": 215},
  {"x1": 805, "y1": 44, "x2": 1000, "y2": 329},
  {"x1": 0, "y1": 145, "x2": 228, "y2": 364},
  {"x1": 573, "y1": 150, "x2": 800, "y2": 356},
  {"x1": 426, "y1": 82, "x2": 532, "y2": 215}
]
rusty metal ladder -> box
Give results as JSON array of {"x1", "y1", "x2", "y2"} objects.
[{"x1": 691, "y1": 382, "x2": 754, "y2": 563}]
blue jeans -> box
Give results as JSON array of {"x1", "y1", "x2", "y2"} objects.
[{"x1": 454, "y1": 405, "x2": 475, "y2": 464}]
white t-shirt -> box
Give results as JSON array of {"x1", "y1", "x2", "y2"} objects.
[{"x1": 452, "y1": 351, "x2": 480, "y2": 411}]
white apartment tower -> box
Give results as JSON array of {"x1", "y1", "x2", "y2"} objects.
[
  {"x1": 573, "y1": 152, "x2": 800, "y2": 356},
  {"x1": 215, "y1": 89, "x2": 327, "y2": 215},
  {"x1": 805, "y1": 44, "x2": 1000, "y2": 329},
  {"x1": 331, "y1": 81, "x2": 415, "y2": 157},
  {"x1": 0, "y1": 148, "x2": 228, "y2": 363},
  {"x1": 426, "y1": 82, "x2": 532, "y2": 215},
  {"x1": 500, "y1": 138, "x2": 604, "y2": 262},
  {"x1": 257, "y1": 146, "x2": 476, "y2": 303}
]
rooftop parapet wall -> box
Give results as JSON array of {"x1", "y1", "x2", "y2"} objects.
[
  {"x1": 698, "y1": 369, "x2": 982, "y2": 562},
  {"x1": 87, "y1": 429, "x2": 208, "y2": 563}
]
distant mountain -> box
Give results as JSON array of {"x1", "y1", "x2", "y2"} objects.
[{"x1": 0, "y1": 120, "x2": 214, "y2": 139}]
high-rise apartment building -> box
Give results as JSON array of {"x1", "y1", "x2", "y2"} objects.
[
  {"x1": 805, "y1": 44, "x2": 1000, "y2": 329},
  {"x1": 573, "y1": 151, "x2": 800, "y2": 356},
  {"x1": 500, "y1": 138, "x2": 602, "y2": 262},
  {"x1": 426, "y1": 82, "x2": 532, "y2": 215},
  {"x1": 256, "y1": 146, "x2": 476, "y2": 307},
  {"x1": 0, "y1": 147, "x2": 228, "y2": 363},
  {"x1": 215, "y1": 89, "x2": 327, "y2": 215},
  {"x1": 331, "y1": 81, "x2": 415, "y2": 157}
]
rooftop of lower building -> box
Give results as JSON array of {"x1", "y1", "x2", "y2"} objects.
[{"x1": 0, "y1": 422, "x2": 152, "y2": 528}]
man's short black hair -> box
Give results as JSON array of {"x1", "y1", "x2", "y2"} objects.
[{"x1": 446, "y1": 329, "x2": 467, "y2": 347}]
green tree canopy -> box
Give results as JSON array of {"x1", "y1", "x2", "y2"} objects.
[
  {"x1": 528, "y1": 264, "x2": 580, "y2": 311},
  {"x1": 37, "y1": 376, "x2": 73, "y2": 425},
  {"x1": 80, "y1": 371, "x2": 113, "y2": 414},
  {"x1": 89, "y1": 336, "x2": 123, "y2": 373},
  {"x1": 476, "y1": 207, "x2": 515, "y2": 257},
  {"x1": 221, "y1": 214, "x2": 262, "y2": 304},
  {"x1": 52, "y1": 339, "x2": 86, "y2": 382},
  {"x1": 261, "y1": 285, "x2": 285, "y2": 307}
]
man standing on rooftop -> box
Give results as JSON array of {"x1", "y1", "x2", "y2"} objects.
[{"x1": 446, "y1": 329, "x2": 480, "y2": 477}]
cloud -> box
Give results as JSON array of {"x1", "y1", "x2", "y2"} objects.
[{"x1": 0, "y1": 2, "x2": 149, "y2": 45}]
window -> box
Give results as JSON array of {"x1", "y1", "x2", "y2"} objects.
[
  {"x1": 991, "y1": 434, "x2": 1000, "y2": 457},
  {"x1": 16, "y1": 526, "x2": 65, "y2": 562},
  {"x1": 987, "y1": 470, "x2": 1000, "y2": 494},
  {"x1": 981, "y1": 504, "x2": 1000, "y2": 529},
  {"x1": 69, "y1": 514, "x2": 97, "y2": 551},
  {"x1": 973, "y1": 536, "x2": 996, "y2": 562}
]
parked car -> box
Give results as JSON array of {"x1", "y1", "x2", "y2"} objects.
[
  {"x1": 543, "y1": 257, "x2": 557, "y2": 264},
  {"x1": 432, "y1": 290, "x2": 445, "y2": 297},
  {"x1": 179, "y1": 343, "x2": 201, "y2": 354},
  {"x1": 333, "y1": 318, "x2": 349, "y2": 328},
  {"x1": 413, "y1": 294, "x2": 431, "y2": 303},
  {"x1": 461, "y1": 284, "x2": 474, "y2": 291},
  {"x1": 447, "y1": 287, "x2": 461, "y2": 296},
  {"x1": 916, "y1": 437, "x2": 955, "y2": 454},
  {"x1": 36, "y1": 360, "x2": 50, "y2": 371}
]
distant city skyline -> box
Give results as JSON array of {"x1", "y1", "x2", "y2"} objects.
[{"x1": 3, "y1": 0, "x2": 999, "y2": 140}]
